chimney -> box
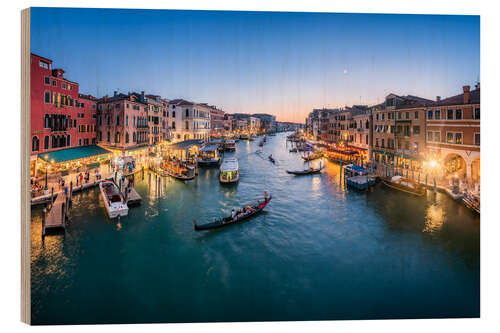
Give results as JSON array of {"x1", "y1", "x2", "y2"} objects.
[
  {"x1": 463, "y1": 85, "x2": 470, "y2": 104},
  {"x1": 436, "y1": 96, "x2": 441, "y2": 102}
]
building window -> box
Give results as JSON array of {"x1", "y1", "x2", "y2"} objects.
[
  {"x1": 116, "y1": 132, "x2": 120, "y2": 143},
  {"x1": 381, "y1": 139, "x2": 385, "y2": 148},
  {"x1": 172, "y1": 121, "x2": 176, "y2": 129},
  {"x1": 44, "y1": 91, "x2": 50, "y2": 103},
  {"x1": 133, "y1": 132, "x2": 136, "y2": 142},
  {"x1": 447, "y1": 132, "x2": 454, "y2": 143},
  {"x1": 52, "y1": 80, "x2": 57, "y2": 87},
  {"x1": 39, "y1": 60, "x2": 50, "y2": 69},
  {"x1": 43, "y1": 135, "x2": 49, "y2": 149},
  {"x1": 435, "y1": 109, "x2": 441, "y2": 119},
  {"x1": 427, "y1": 110, "x2": 433, "y2": 119},
  {"x1": 126, "y1": 115, "x2": 129, "y2": 126},
  {"x1": 413, "y1": 126, "x2": 420, "y2": 135},
  {"x1": 125, "y1": 132, "x2": 129, "y2": 143},
  {"x1": 447, "y1": 109, "x2": 454, "y2": 120},
  {"x1": 455, "y1": 109, "x2": 462, "y2": 120},
  {"x1": 31, "y1": 136, "x2": 39, "y2": 152},
  {"x1": 474, "y1": 133, "x2": 480, "y2": 146},
  {"x1": 116, "y1": 115, "x2": 120, "y2": 126},
  {"x1": 414, "y1": 111, "x2": 419, "y2": 119},
  {"x1": 185, "y1": 109, "x2": 189, "y2": 117},
  {"x1": 405, "y1": 112, "x2": 410, "y2": 119},
  {"x1": 376, "y1": 114, "x2": 379, "y2": 121},
  {"x1": 375, "y1": 138, "x2": 379, "y2": 147},
  {"x1": 381, "y1": 113, "x2": 385, "y2": 120},
  {"x1": 44, "y1": 76, "x2": 50, "y2": 85},
  {"x1": 79, "y1": 139, "x2": 82, "y2": 146},
  {"x1": 107, "y1": 131, "x2": 110, "y2": 142},
  {"x1": 434, "y1": 132, "x2": 441, "y2": 142},
  {"x1": 474, "y1": 108, "x2": 480, "y2": 120},
  {"x1": 455, "y1": 132, "x2": 463, "y2": 144}
]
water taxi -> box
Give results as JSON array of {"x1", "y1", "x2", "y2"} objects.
[
  {"x1": 99, "y1": 180, "x2": 129, "y2": 218},
  {"x1": 220, "y1": 157, "x2": 239, "y2": 184},
  {"x1": 224, "y1": 139, "x2": 236, "y2": 152},
  {"x1": 240, "y1": 133, "x2": 250, "y2": 140},
  {"x1": 197, "y1": 145, "x2": 222, "y2": 167},
  {"x1": 382, "y1": 175, "x2": 426, "y2": 196}
]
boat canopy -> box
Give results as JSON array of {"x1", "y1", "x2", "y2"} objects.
[
  {"x1": 199, "y1": 144, "x2": 219, "y2": 152},
  {"x1": 221, "y1": 158, "x2": 239, "y2": 172}
]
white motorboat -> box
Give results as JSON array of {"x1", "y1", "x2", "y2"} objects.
[
  {"x1": 220, "y1": 157, "x2": 239, "y2": 184},
  {"x1": 99, "y1": 180, "x2": 129, "y2": 218}
]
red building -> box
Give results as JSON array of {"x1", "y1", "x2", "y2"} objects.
[{"x1": 30, "y1": 53, "x2": 98, "y2": 175}]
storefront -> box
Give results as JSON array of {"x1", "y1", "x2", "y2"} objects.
[{"x1": 37, "y1": 145, "x2": 112, "y2": 177}]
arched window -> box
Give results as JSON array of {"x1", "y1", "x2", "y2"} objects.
[
  {"x1": 67, "y1": 134, "x2": 71, "y2": 147},
  {"x1": 44, "y1": 115, "x2": 49, "y2": 128},
  {"x1": 185, "y1": 121, "x2": 189, "y2": 130},
  {"x1": 185, "y1": 109, "x2": 189, "y2": 117},
  {"x1": 116, "y1": 132, "x2": 120, "y2": 143},
  {"x1": 31, "y1": 136, "x2": 39, "y2": 152},
  {"x1": 107, "y1": 131, "x2": 110, "y2": 142},
  {"x1": 172, "y1": 121, "x2": 176, "y2": 129},
  {"x1": 44, "y1": 136, "x2": 49, "y2": 150},
  {"x1": 125, "y1": 132, "x2": 129, "y2": 143},
  {"x1": 133, "y1": 132, "x2": 136, "y2": 142}
]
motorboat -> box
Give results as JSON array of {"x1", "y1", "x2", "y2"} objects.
[
  {"x1": 219, "y1": 158, "x2": 239, "y2": 184},
  {"x1": 99, "y1": 180, "x2": 129, "y2": 218},
  {"x1": 198, "y1": 144, "x2": 222, "y2": 167},
  {"x1": 382, "y1": 175, "x2": 426, "y2": 196}
]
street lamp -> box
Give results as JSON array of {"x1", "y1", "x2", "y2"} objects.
[{"x1": 43, "y1": 155, "x2": 49, "y2": 190}]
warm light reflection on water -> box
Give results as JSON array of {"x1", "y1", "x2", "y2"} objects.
[{"x1": 423, "y1": 202, "x2": 446, "y2": 233}]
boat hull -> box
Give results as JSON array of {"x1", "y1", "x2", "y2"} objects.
[
  {"x1": 194, "y1": 196, "x2": 272, "y2": 231},
  {"x1": 219, "y1": 173, "x2": 239, "y2": 184},
  {"x1": 382, "y1": 179, "x2": 426, "y2": 196},
  {"x1": 197, "y1": 159, "x2": 221, "y2": 167},
  {"x1": 99, "y1": 181, "x2": 129, "y2": 218}
]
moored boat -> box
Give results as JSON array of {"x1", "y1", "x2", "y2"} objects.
[
  {"x1": 343, "y1": 164, "x2": 376, "y2": 190},
  {"x1": 302, "y1": 151, "x2": 323, "y2": 161},
  {"x1": 193, "y1": 194, "x2": 272, "y2": 231},
  {"x1": 219, "y1": 158, "x2": 239, "y2": 184},
  {"x1": 461, "y1": 191, "x2": 480, "y2": 214},
  {"x1": 382, "y1": 175, "x2": 426, "y2": 196},
  {"x1": 167, "y1": 165, "x2": 196, "y2": 181},
  {"x1": 99, "y1": 180, "x2": 129, "y2": 218},
  {"x1": 197, "y1": 144, "x2": 222, "y2": 167}
]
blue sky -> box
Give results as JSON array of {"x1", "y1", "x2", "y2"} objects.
[{"x1": 31, "y1": 8, "x2": 479, "y2": 122}]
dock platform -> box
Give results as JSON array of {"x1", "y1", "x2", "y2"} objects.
[
  {"x1": 42, "y1": 192, "x2": 66, "y2": 236},
  {"x1": 125, "y1": 187, "x2": 142, "y2": 206}
]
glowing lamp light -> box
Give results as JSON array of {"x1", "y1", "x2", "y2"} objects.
[{"x1": 429, "y1": 160, "x2": 438, "y2": 168}]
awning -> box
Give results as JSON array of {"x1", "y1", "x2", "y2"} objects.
[
  {"x1": 168, "y1": 139, "x2": 204, "y2": 150},
  {"x1": 199, "y1": 144, "x2": 218, "y2": 152},
  {"x1": 372, "y1": 149, "x2": 394, "y2": 156},
  {"x1": 38, "y1": 145, "x2": 111, "y2": 164}
]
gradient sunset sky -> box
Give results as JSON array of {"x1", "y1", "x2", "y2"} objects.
[{"x1": 31, "y1": 8, "x2": 479, "y2": 123}]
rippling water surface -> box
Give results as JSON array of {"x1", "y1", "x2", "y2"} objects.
[{"x1": 31, "y1": 133, "x2": 480, "y2": 324}]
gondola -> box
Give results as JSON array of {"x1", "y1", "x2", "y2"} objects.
[
  {"x1": 302, "y1": 152, "x2": 323, "y2": 161},
  {"x1": 286, "y1": 164, "x2": 324, "y2": 175},
  {"x1": 268, "y1": 155, "x2": 276, "y2": 164},
  {"x1": 193, "y1": 195, "x2": 272, "y2": 231}
]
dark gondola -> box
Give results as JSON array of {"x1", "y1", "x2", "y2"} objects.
[
  {"x1": 286, "y1": 164, "x2": 324, "y2": 175},
  {"x1": 268, "y1": 155, "x2": 276, "y2": 164},
  {"x1": 193, "y1": 195, "x2": 272, "y2": 231}
]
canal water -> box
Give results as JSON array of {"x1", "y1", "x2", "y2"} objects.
[{"x1": 30, "y1": 133, "x2": 480, "y2": 324}]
